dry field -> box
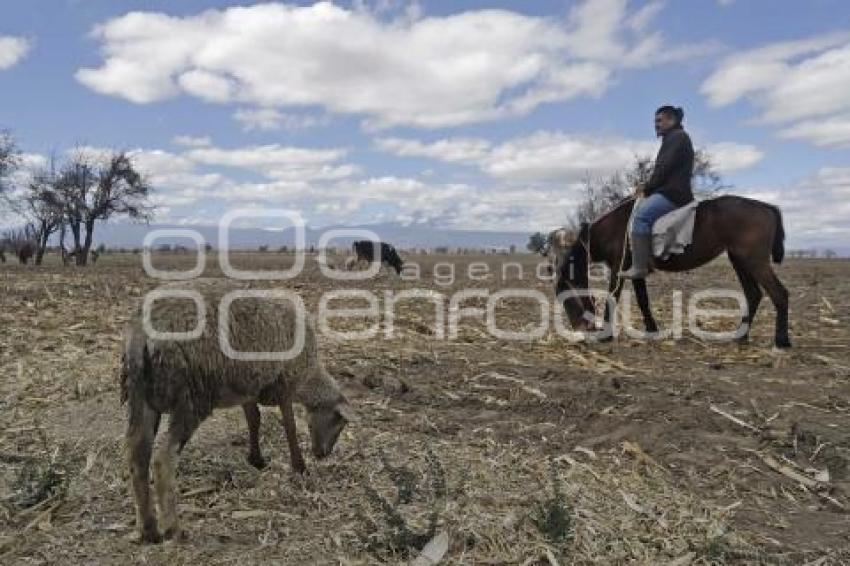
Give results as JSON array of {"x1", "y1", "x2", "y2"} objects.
[{"x1": 0, "y1": 251, "x2": 848, "y2": 564}]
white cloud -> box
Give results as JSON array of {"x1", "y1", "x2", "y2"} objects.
[
  {"x1": 308, "y1": 176, "x2": 586, "y2": 231},
  {"x1": 378, "y1": 132, "x2": 764, "y2": 182},
  {"x1": 378, "y1": 132, "x2": 656, "y2": 182},
  {"x1": 0, "y1": 153, "x2": 48, "y2": 204},
  {"x1": 564, "y1": 0, "x2": 630, "y2": 61},
  {"x1": 374, "y1": 137, "x2": 492, "y2": 164},
  {"x1": 705, "y1": 142, "x2": 764, "y2": 173},
  {"x1": 185, "y1": 144, "x2": 358, "y2": 182},
  {"x1": 629, "y1": 1, "x2": 665, "y2": 33},
  {"x1": 77, "y1": 1, "x2": 704, "y2": 129},
  {"x1": 45, "y1": 141, "x2": 583, "y2": 231},
  {"x1": 130, "y1": 148, "x2": 226, "y2": 209},
  {"x1": 131, "y1": 127, "x2": 767, "y2": 231},
  {"x1": 69, "y1": 143, "x2": 359, "y2": 218},
  {"x1": 13, "y1": 138, "x2": 789, "y2": 239},
  {"x1": 702, "y1": 31, "x2": 850, "y2": 146},
  {"x1": 233, "y1": 108, "x2": 329, "y2": 132},
  {"x1": 739, "y1": 167, "x2": 850, "y2": 249},
  {"x1": 177, "y1": 69, "x2": 234, "y2": 103},
  {"x1": 0, "y1": 36, "x2": 31, "y2": 70},
  {"x1": 172, "y1": 135, "x2": 212, "y2": 148},
  {"x1": 778, "y1": 115, "x2": 850, "y2": 147},
  {"x1": 17, "y1": 153, "x2": 48, "y2": 170},
  {"x1": 482, "y1": 132, "x2": 655, "y2": 182},
  {"x1": 563, "y1": 0, "x2": 716, "y2": 68}
]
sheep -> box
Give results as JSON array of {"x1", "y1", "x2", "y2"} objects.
[{"x1": 120, "y1": 279, "x2": 355, "y2": 543}]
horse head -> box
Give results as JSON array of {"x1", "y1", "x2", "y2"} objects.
[
  {"x1": 543, "y1": 227, "x2": 576, "y2": 275},
  {"x1": 552, "y1": 223, "x2": 596, "y2": 330}
]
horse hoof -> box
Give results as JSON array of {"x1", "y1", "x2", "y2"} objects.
[{"x1": 775, "y1": 338, "x2": 792, "y2": 349}]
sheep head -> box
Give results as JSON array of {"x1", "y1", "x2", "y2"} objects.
[{"x1": 307, "y1": 397, "x2": 357, "y2": 459}]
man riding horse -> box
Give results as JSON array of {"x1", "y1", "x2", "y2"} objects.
[
  {"x1": 554, "y1": 104, "x2": 791, "y2": 348},
  {"x1": 620, "y1": 105, "x2": 694, "y2": 279}
]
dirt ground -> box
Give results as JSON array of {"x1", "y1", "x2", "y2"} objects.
[{"x1": 0, "y1": 251, "x2": 848, "y2": 565}]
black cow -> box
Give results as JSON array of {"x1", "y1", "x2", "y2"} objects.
[
  {"x1": 0, "y1": 239, "x2": 35, "y2": 264},
  {"x1": 352, "y1": 240, "x2": 404, "y2": 274}
]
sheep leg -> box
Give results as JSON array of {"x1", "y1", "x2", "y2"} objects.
[
  {"x1": 242, "y1": 403, "x2": 266, "y2": 469},
  {"x1": 153, "y1": 412, "x2": 199, "y2": 541},
  {"x1": 127, "y1": 399, "x2": 161, "y2": 543},
  {"x1": 280, "y1": 399, "x2": 306, "y2": 474}
]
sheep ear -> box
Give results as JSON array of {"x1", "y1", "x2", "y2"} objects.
[{"x1": 337, "y1": 402, "x2": 359, "y2": 423}]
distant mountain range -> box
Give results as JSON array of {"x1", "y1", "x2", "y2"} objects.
[
  {"x1": 24, "y1": 220, "x2": 848, "y2": 256},
  {"x1": 91, "y1": 221, "x2": 533, "y2": 251}
]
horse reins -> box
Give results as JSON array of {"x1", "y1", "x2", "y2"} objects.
[{"x1": 575, "y1": 195, "x2": 642, "y2": 318}]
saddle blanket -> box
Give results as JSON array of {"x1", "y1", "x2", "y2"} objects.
[{"x1": 651, "y1": 200, "x2": 699, "y2": 260}]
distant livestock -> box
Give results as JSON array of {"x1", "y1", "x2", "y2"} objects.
[
  {"x1": 0, "y1": 238, "x2": 36, "y2": 264},
  {"x1": 351, "y1": 240, "x2": 404, "y2": 274},
  {"x1": 121, "y1": 279, "x2": 355, "y2": 543}
]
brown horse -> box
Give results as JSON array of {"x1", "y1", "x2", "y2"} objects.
[{"x1": 555, "y1": 195, "x2": 790, "y2": 348}]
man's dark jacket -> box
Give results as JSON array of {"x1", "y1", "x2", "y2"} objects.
[{"x1": 644, "y1": 127, "x2": 694, "y2": 206}]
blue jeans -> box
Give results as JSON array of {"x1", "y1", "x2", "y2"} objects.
[{"x1": 632, "y1": 193, "x2": 677, "y2": 235}]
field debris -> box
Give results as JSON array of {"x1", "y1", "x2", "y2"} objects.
[
  {"x1": 710, "y1": 404, "x2": 762, "y2": 434},
  {"x1": 1, "y1": 254, "x2": 848, "y2": 563}
]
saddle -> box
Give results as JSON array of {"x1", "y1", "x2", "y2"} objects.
[{"x1": 651, "y1": 200, "x2": 699, "y2": 260}]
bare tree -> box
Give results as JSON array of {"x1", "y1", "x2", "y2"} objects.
[
  {"x1": 54, "y1": 149, "x2": 153, "y2": 265},
  {"x1": 567, "y1": 150, "x2": 726, "y2": 230},
  {"x1": 692, "y1": 149, "x2": 728, "y2": 196},
  {"x1": 0, "y1": 130, "x2": 19, "y2": 197},
  {"x1": 19, "y1": 165, "x2": 65, "y2": 265}
]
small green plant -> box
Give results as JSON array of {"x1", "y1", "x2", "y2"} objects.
[
  {"x1": 532, "y1": 462, "x2": 573, "y2": 545},
  {"x1": 360, "y1": 447, "x2": 448, "y2": 559},
  {"x1": 379, "y1": 449, "x2": 419, "y2": 504},
  {"x1": 12, "y1": 428, "x2": 68, "y2": 509}
]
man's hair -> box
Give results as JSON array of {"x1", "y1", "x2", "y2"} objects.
[{"x1": 656, "y1": 105, "x2": 684, "y2": 124}]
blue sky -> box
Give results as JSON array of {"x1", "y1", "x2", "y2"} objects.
[{"x1": 1, "y1": 0, "x2": 848, "y2": 247}]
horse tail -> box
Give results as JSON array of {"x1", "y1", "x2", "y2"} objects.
[{"x1": 770, "y1": 205, "x2": 785, "y2": 264}]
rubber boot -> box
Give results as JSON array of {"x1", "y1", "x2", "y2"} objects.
[{"x1": 619, "y1": 233, "x2": 652, "y2": 279}]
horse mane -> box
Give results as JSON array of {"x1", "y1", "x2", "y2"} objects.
[{"x1": 591, "y1": 196, "x2": 636, "y2": 226}]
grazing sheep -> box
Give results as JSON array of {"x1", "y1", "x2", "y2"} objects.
[{"x1": 121, "y1": 279, "x2": 355, "y2": 543}]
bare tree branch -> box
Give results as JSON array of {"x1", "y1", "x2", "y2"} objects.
[
  {"x1": 566, "y1": 150, "x2": 727, "y2": 230},
  {"x1": 52, "y1": 148, "x2": 155, "y2": 265}
]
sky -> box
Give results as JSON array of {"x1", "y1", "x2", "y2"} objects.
[{"x1": 0, "y1": 0, "x2": 848, "y2": 249}]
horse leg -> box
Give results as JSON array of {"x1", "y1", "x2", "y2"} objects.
[
  {"x1": 632, "y1": 278, "x2": 658, "y2": 333},
  {"x1": 729, "y1": 255, "x2": 763, "y2": 344},
  {"x1": 748, "y1": 261, "x2": 791, "y2": 348},
  {"x1": 599, "y1": 276, "x2": 625, "y2": 341}
]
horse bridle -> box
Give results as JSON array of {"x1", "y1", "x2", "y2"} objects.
[{"x1": 564, "y1": 195, "x2": 640, "y2": 324}]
